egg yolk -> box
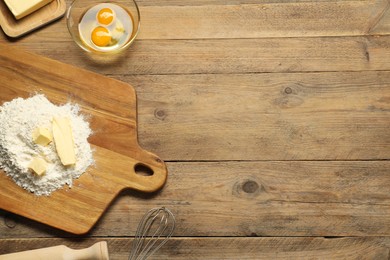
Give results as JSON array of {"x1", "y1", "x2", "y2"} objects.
[
  {"x1": 91, "y1": 26, "x2": 111, "y2": 47},
  {"x1": 97, "y1": 8, "x2": 114, "y2": 25}
]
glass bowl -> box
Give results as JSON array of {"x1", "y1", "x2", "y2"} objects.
[{"x1": 66, "y1": 0, "x2": 140, "y2": 55}]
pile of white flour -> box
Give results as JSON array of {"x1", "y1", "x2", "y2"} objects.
[{"x1": 0, "y1": 94, "x2": 94, "y2": 196}]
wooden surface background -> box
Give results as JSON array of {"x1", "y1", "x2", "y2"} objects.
[{"x1": 0, "y1": 0, "x2": 390, "y2": 259}]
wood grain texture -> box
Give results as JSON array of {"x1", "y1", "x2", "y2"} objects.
[
  {"x1": 0, "y1": 0, "x2": 389, "y2": 258},
  {"x1": 134, "y1": 0, "x2": 359, "y2": 6},
  {"x1": 136, "y1": 1, "x2": 390, "y2": 39},
  {"x1": 2, "y1": 35, "x2": 389, "y2": 75},
  {"x1": 0, "y1": 237, "x2": 390, "y2": 259},
  {"x1": 1, "y1": 161, "x2": 389, "y2": 237},
  {"x1": 0, "y1": 44, "x2": 167, "y2": 234},
  {"x1": 1, "y1": 0, "x2": 389, "y2": 40},
  {"x1": 124, "y1": 71, "x2": 390, "y2": 160}
]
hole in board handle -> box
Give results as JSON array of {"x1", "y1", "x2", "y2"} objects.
[{"x1": 134, "y1": 163, "x2": 154, "y2": 176}]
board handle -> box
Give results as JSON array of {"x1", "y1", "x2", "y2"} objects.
[
  {"x1": 124, "y1": 150, "x2": 168, "y2": 193},
  {"x1": 94, "y1": 146, "x2": 167, "y2": 193}
]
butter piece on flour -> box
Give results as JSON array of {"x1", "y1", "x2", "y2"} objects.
[
  {"x1": 32, "y1": 127, "x2": 52, "y2": 146},
  {"x1": 28, "y1": 156, "x2": 47, "y2": 176},
  {"x1": 3, "y1": 0, "x2": 53, "y2": 20},
  {"x1": 52, "y1": 117, "x2": 76, "y2": 166}
]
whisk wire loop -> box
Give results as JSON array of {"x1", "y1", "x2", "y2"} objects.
[{"x1": 129, "y1": 207, "x2": 175, "y2": 260}]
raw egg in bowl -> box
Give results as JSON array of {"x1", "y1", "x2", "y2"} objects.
[{"x1": 66, "y1": 0, "x2": 140, "y2": 54}]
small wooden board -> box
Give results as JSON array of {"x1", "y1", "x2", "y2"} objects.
[
  {"x1": 0, "y1": 0, "x2": 66, "y2": 38},
  {"x1": 0, "y1": 44, "x2": 168, "y2": 234}
]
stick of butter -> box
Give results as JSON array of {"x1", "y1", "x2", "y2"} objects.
[
  {"x1": 3, "y1": 0, "x2": 53, "y2": 20},
  {"x1": 28, "y1": 156, "x2": 47, "y2": 176},
  {"x1": 52, "y1": 117, "x2": 76, "y2": 166}
]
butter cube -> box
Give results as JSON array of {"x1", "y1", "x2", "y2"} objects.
[
  {"x1": 32, "y1": 127, "x2": 52, "y2": 146},
  {"x1": 4, "y1": 0, "x2": 53, "y2": 20},
  {"x1": 28, "y1": 156, "x2": 47, "y2": 176},
  {"x1": 52, "y1": 117, "x2": 76, "y2": 166}
]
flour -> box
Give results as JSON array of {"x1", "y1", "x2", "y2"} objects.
[{"x1": 0, "y1": 94, "x2": 94, "y2": 196}]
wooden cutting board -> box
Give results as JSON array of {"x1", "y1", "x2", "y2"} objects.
[{"x1": 0, "y1": 44, "x2": 168, "y2": 234}]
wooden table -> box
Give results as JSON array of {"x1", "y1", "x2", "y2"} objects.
[{"x1": 1, "y1": 0, "x2": 390, "y2": 259}]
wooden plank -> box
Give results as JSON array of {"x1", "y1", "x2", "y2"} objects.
[
  {"x1": 3, "y1": 35, "x2": 390, "y2": 75},
  {"x1": 0, "y1": 237, "x2": 389, "y2": 259},
  {"x1": 370, "y1": 3, "x2": 390, "y2": 35},
  {"x1": 83, "y1": 161, "x2": 390, "y2": 237},
  {"x1": 1, "y1": 161, "x2": 389, "y2": 237},
  {"x1": 137, "y1": 1, "x2": 390, "y2": 39},
  {"x1": 154, "y1": 237, "x2": 390, "y2": 259},
  {"x1": 135, "y1": 0, "x2": 346, "y2": 6},
  {"x1": 1, "y1": 1, "x2": 389, "y2": 40},
  {"x1": 123, "y1": 71, "x2": 390, "y2": 161}
]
